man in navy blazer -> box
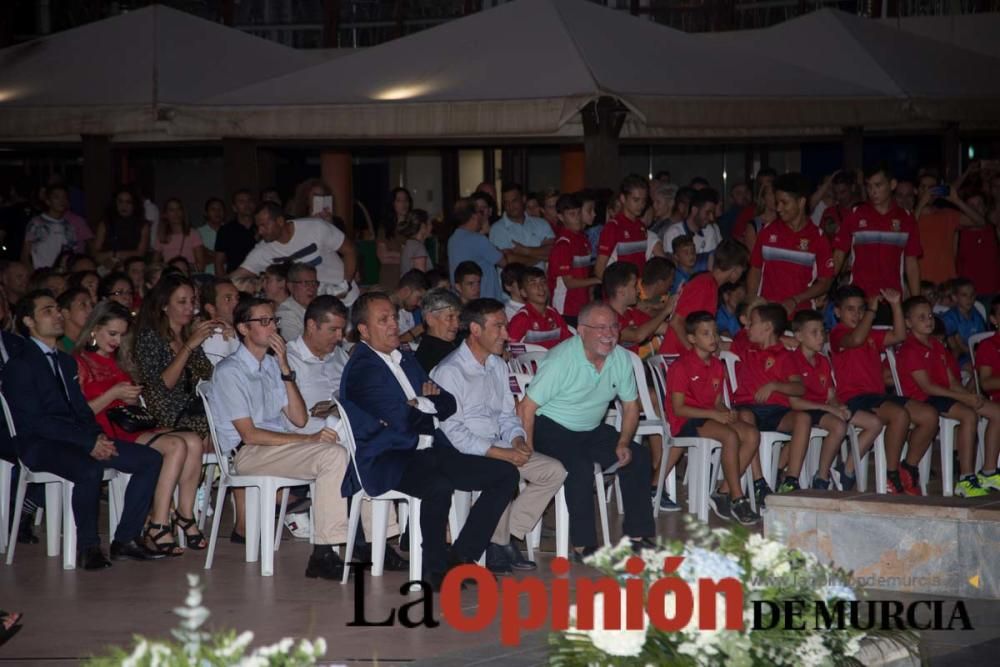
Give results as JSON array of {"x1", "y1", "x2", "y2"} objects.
[
  {"x1": 341, "y1": 292, "x2": 519, "y2": 588},
  {"x1": 2, "y1": 290, "x2": 163, "y2": 569}
]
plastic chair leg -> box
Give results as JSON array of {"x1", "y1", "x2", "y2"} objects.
[
  {"x1": 594, "y1": 470, "x2": 611, "y2": 546},
  {"x1": 204, "y1": 482, "x2": 229, "y2": 570},
  {"x1": 341, "y1": 491, "x2": 363, "y2": 585},
  {"x1": 45, "y1": 482, "x2": 62, "y2": 558},
  {"x1": 555, "y1": 487, "x2": 569, "y2": 560},
  {"x1": 874, "y1": 433, "x2": 888, "y2": 494},
  {"x1": 62, "y1": 481, "x2": 76, "y2": 570},
  {"x1": 274, "y1": 488, "x2": 290, "y2": 552},
  {"x1": 245, "y1": 487, "x2": 260, "y2": 563},
  {"x1": 5, "y1": 473, "x2": 28, "y2": 565},
  {"x1": 259, "y1": 482, "x2": 277, "y2": 576},
  {"x1": 0, "y1": 462, "x2": 11, "y2": 554},
  {"x1": 407, "y1": 499, "x2": 422, "y2": 587},
  {"x1": 198, "y1": 463, "x2": 217, "y2": 531}
]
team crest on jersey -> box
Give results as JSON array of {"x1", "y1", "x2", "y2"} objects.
[
  {"x1": 765, "y1": 357, "x2": 775, "y2": 370},
  {"x1": 819, "y1": 375, "x2": 828, "y2": 387},
  {"x1": 858, "y1": 219, "x2": 868, "y2": 228},
  {"x1": 769, "y1": 234, "x2": 778, "y2": 243},
  {"x1": 891, "y1": 219, "x2": 901, "y2": 231},
  {"x1": 799, "y1": 239, "x2": 810, "y2": 251},
  {"x1": 532, "y1": 323, "x2": 540, "y2": 330},
  {"x1": 712, "y1": 378, "x2": 721, "y2": 390}
]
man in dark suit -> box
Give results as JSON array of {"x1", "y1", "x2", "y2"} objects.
[
  {"x1": 2, "y1": 290, "x2": 163, "y2": 569},
  {"x1": 340, "y1": 292, "x2": 519, "y2": 590}
]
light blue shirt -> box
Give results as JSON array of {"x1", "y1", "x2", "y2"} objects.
[
  {"x1": 489, "y1": 214, "x2": 554, "y2": 258},
  {"x1": 208, "y1": 344, "x2": 289, "y2": 454},
  {"x1": 31, "y1": 337, "x2": 69, "y2": 387},
  {"x1": 447, "y1": 227, "x2": 504, "y2": 301},
  {"x1": 431, "y1": 341, "x2": 526, "y2": 456}
]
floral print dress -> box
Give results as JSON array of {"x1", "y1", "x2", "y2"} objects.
[{"x1": 134, "y1": 329, "x2": 213, "y2": 437}]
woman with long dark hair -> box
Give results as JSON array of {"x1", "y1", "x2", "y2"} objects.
[
  {"x1": 155, "y1": 198, "x2": 207, "y2": 273},
  {"x1": 377, "y1": 187, "x2": 412, "y2": 288},
  {"x1": 90, "y1": 187, "x2": 151, "y2": 269}
]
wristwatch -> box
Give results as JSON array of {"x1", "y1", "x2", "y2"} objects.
[{"x1": 280, "y1": 370, "x2": 297, "y2": 382}]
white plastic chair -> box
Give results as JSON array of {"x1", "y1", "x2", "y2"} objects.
[
  {"x1": 622, "y1": 350, "x2": 673, "y2": 516},
  {"x1": 197, "y1": 381, "x2": 315, "y2": 577},
  {"x1": 508, "y1": 351, "x2": 547, "y2": 375},
  {"x1": 884, "y1": 348, "x2": 942, "y2": 496},
  {"x1": 969, "y1": 331, "x2": 995, "y2": 470},
  {"x1": 0, "y1": 459, "x2": 11, "y2": 553}
]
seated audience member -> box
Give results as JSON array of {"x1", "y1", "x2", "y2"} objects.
[
  {"x1": 432, "y1": 298, "x2": 567, "y2": 574},
  {"x1": 424, "y1": 268, "x2": 451, "y2": 291},
  {"x1": 398, "y1": 209, "x2": 433, "y2": 274},
  {"x1": 74, "y1": 301, "x2": 207, "y2": 554},
  {"x1": 1, "y1": 261, "x2": 30, "y2": 305},
  {"x1": 603, "y1": 262, "x2": 670, "y2": 357},
  {"x1": 637, "y1": 257, "x2": 675, "y2": 317},
  {"x1": 716, "y1": 283, "x2": 745, "y2": 338},
  {"x1": 391, "y1": 270, "x2": 430, "y2": 344},
  {"x1": 453, "y1": 260, "x2": 483, "y2": 305},
  {"x1": 595, "y1": 175, "x2": 650, "y2": 279},
  {"x1": 231, "y1": 202, "x2": 359, "y2": 306},
  {"x1": 974, "y1": 298, "x2": 1000, "y2": 491},
  {"x1": 669, "y1": 235, "x2": 703, "y2": 294},
  {"x1": 449, "y1": 198, "x2": 507, "y2": 301},
  {"x1": 660, "y1": 239, "x2": 749, "y2": 355},
  {"x1": 340, "y1": 292, "x2": 519, "y2": 590},
  {"x1": 665, "y1": 311, "x2": 761, "y2": 524},
  {"x1": 507, "y1": 267, "x2": 572, "y2": 350},
  {"x1": 98, "y1": 272, "x2": 135, "y2": 311},
  {"x1": 209, "y1": 296, "x2": 352, "y2": 580},
  {"x1": 91, "y1": 187, "x2": 151, "y2": 271},
  {"x1": 578, "y1": 189, "x2": 602, "y2": 262},
  {"x1": 518, "y1": 302, "x2": 655, "y2": 560},
  {"x1": 200, "y1": 279, "x2": 240, "y2": 366},
  {"x1": 829, "y1": 286, "x2": 934, "y2": 494},
  {"x1": 415, "y1": 288, "x2": 462, "y2": 373},
  {"x1": 730, "y1": 303, "x2": 809, "y2": 499},
  {"x1": 132, "y1": 274, "x2": 215, "y2": 439},
  {"x1": 22, "y1": 184, "x2": 76, "y2": 269},
  {"x1": 548, "y1": 193, "x2": 600, "y2": 325},
  {"x1": 167, "y1": 256, "x2": 193, "y2": 277},
  {"x1": 287, "y1": 295, "x2": 351, "y2": 425},
  {"x1": 2, "y1": 290, "x2": 162, "y2": 568},
  {"x1": 57, "y1": 287, "x2": 94, "y2": 352},
  {"x1": 67, "y1": 270, "x2": 100, "y2": 304},
  {"x1": 941, "y1": 278, "x2": 987, "y2": 370},
  {"x1": 260, "y1": 262, "x2": 290, "y2": 305},
  {"x1": 661, "y1": 188, "x2": 722, "y2": 265},
  {"x1": 276, "y1": 263, "x2": 319, "y2": 342},
  {"x1": 501, "y1": 262, "x2": 528, "y2": 320},
  {"x1": 29, "y1": 268, "x2": 67, "y2": 297},
  {"x1": 788, "y1": 309, "x2": 883, "y2": 491},
  {"x1": 898, "y1": 297, "x2": 1000, "y2": 497}
]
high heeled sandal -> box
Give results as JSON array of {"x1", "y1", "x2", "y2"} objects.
[
  {"x1": 144, "y1": 522, "x2": 183, "y2": 557},
  {"x1": 0, "y1": 610, "x2": 23, "y2": 646},
  {"x1": 174, "y1": 513, "x2": 208, "y2": 550}
]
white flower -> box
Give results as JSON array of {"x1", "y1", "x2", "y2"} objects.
[
  {"x1": 818, "y1": 584, "x2": 856, "y2": 602},
  {"x1": 798, "y1": 634, "x2": 831, "y2": 667},
  {"x1": 215, "y1": 631, "x2": 254, "y2": 659},
  {"x1": 679, "y1": 546, "x2": 744, "y2": 583},
  {"x1": 570, "y1": 588, "x2": 648, "y2": 657},
  {"x1": 844, "y1": 635, "x2": 862, "y2": 657},
  {"x1": 121, "y1": 639, "x2": 148, "y2": 667},
  {"x1": 747, "y1": 534, "x2": 785, "y2": 573}
]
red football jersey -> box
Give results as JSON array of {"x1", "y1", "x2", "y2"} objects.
[
  {"x1": 507, "y1": 303, "x2": 572, "y2": 350},
  {"x1": 548, "y1": 227, "x2": 594, "y2": 317},
  {"x1": 750, "y1": 219, "x2": 834, "y2": 310},
  {"x1": 665, "y1": 350, "x2": 726, "y2": 436},
  {"x1": 897, "y1": 335, "x2": 956, "y2": 402},
  {"x1": 730, "y1": 337, "x2": 798, "y2": 407},
  {"x1": 828, "y1": 324, "x2": 889, "y2": 402},
  {"x1": 616, "y1": 306, "x2": 652, "y2": 354},
  {"x1": 598, "y1": 212, "x2": 647, "y2": 272},
  {"x1": 975, "y1": 333, "x2": 1000, "y2": 402},
  {"x1": 791, "y1": 348, "x2": 835, "y2": 403},
  {"x1": 659, "y1": 272, "x2": 719, "y2": 355},
  {"x1": 832, "y1": 202, "x2": 921, "y2": 296}
]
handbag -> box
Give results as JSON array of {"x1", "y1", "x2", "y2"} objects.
[{"x1": 106, "y1": 404, "x2": 158, "y2": 433}]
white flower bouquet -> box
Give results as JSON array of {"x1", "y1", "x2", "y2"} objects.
[
  {"x1": 549, "y1": 517, "x2": 918, "y2": 666},
  {"x1": 85, "y1": 574, "x2": 326, "y2": 667}
]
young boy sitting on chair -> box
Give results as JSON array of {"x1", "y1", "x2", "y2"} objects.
[
  {"x1": 664, "y1": 311, "x2": 761, "y2": 525},
  {"x1": 730, "y1": 303, "x2": 811, "y2": 501},
  {"x1": 788, "y1": 309, "x2": 884, "y2": 490},
  {"x1": 897, "y1": 296, "x2": 1000, "y2": 497}
]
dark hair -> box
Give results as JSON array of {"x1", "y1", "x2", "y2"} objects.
[
  {"x1": 264, "y1": 262, "x2": 290, "y2": 279},
  {"x1": 685, "y1": 310, "x2": 716, "y2": 335},
  {"x1": 833, "y1": 285, "x2": 867, "y2": 307},
  {"x1": 397, "y1": 208, "x2": 429, "y2": 239},
  {"x1": 135, "y1": 273, "x2": 195, "y2": 344},
  {"x1": 470, "y1": 191, "x2": 498, "y2": 222},
  {"x1": 201, "y1": 278, "x2": 235, "y2": 316},
  {"x1": 454, "y1": 260, "x2": 483, "y2": 283},
  {"x1": 424, "y1": 268, "x2": 451, "y2": 288},
  {"x1": 383, "y1": 187, "x2": 413, "y2": 241},
  {"x1": 305, "y1": 294, "x2": 348, "y2": 327},
  {"x1": 501, "y1": 262, "x2": 527, "y2": 289},
  {"x1": 642, "y1": 257, "x2": 675, "y2": 286},
  {"x1": 864, "y1": 162, "x2": 893, "y2": 181},
  {"x1": 67, "y1": 254, "x2": 96, "y2": 272},
  {"x1": 123, "y1": 255, "x2": 145, "y2": 274},
  {"x1": 752, "y1": 303, "x2": 788, "y2": 336},
  {"x1": 690, "y1": 176, "x2": 710, "y2": 189},
  {"x1": 602, "y1": 261, "x2": 639, "y2": 297},
  {"x1": 675, "y1": 186, "x2": 695, "y2": 205},
  {"x1": 556, "y1": 193, "x2": 582, "y2": 214},
  {"x1": 690, "y1": 188, "x2": 720, "y2": 210},
  {"x1": 903, "y1": 296, "x2": 932, "y2": 318},
  {"x1": 233, "y1": 294, "x2": 274, "y2": 341},
  {"x1": 832, "y1": 170, "x2": 855, "y2": 186},
  {"x1": 14, "y1": 289, "x2": 55, "y2": 337},
  {"x1": 167, "y1": 256, "x2": 192, "y2": 275},
  {"x1": 773, "y1": 173, "x2": 813, "y2": 201},
  {"x1": 232, "y1": 188, "x2": 254, "y2": 204},
  {"x1": 952, "y1": 277, "x2": 975, "y2": 293},
  {"x1": 204, "y1": 196, "x2": 225, "y2": 213},
  {"x1": 449, "y1": 198, "x2": 477, "y2": 228},
  {"x1": 791, "y1": 309, "x2": 824, "y2": 333},
  {"x1": 73, "y1": 301, "x2": 133, "y2": 353},
  {"x1": 67, "y1": 270, "x2": 99, "y2": 293},
  {"x1": 576, "y1": 189, "x2": 597, "y2": 205},
  {"x1": 286, "y1": 262, "x2": 317, "y2": 283},
  {"x1": 254, "y1": 200, "x2": 284, "y2": 220},
  {"x1": 933, "y1": 315, "x2": 948, "y2": 338},
  {"x1": 671, "y1": 234, "x2": 695, "y2": 253},
  {"x1": 351, "y1": 291, "x2": 392, "y2": 332},
  {"x1": 501, "y1": 183, "x2": 524, "y2": 197},
  {"x1": 757, "y1": 167, "x2": 778, "y2": 180},
  {"x1": 517, "y1": 266, "x2": 547, "y2": 290},
  {"x1": 619, "y1": 174, "x2": 648, "y2": 197},
  {"x1": 990, "y1": 295, "x2": 1000, "y2": 317},
  {"x1": 398, "y1": 269, "x2": 430, "y2": 292},
  {"x1": 460, "y1": 298, "x2": 506, "y2": 333},
  {"x1": 654, "y1": 170, "x2": 672, "y2": 181},
  {"x1": 57, "y1": 286, "x2": 90, "y2": 311},
  {"x1": 714, "y1": 239, "x2": 751, "y2": 272},
  {"x1": 106, "y1": 185, "x2": 144, "y2": 229},
  {"x1": 45, "y1": 182, "x2": 69, "y2": 198},
  {"x1": 98, "y1": 272, "x2": 134, "y2": 300}
]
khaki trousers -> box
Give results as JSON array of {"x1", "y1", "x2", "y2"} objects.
[
  {"x1": 491, "y1": 451, "x2": 567, "y2": 543},
  {"x1": 235, "y1": 441, "x2": 398, "y2": 545}
]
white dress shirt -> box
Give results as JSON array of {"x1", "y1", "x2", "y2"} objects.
[
  {"x1": 276, "y1": 297, "x2": 307, "y2": 342},
  {"x1": 202, "y1": 331, "x2": 240, "y2": 367},
  {"x1": 285, "y1": 335, "x2": 349, "y2": 433},
  {"x1": 365, "y1": 343, "x2": 436, "y2": 415}
]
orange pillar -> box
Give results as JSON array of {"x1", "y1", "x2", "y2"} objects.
[
  {"x1": 560, "y1": 145, "x2": 585, "y2": 193},
  {"x1": 320, "y1": 150, "x2": 354, "y2": 237}
]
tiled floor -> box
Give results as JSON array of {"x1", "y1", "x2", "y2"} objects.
[{"x1": 1, "y1": 491, "x2": 996, "y2": 664}]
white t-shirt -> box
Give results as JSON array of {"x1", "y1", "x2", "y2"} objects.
[
  {"x1": 661, "y1": 220, "x2": 722, "y2": 255},
  {"x1": 240, "y1": 217, "x2": 357, "y2": 303},
  {"x1": 202, "y1": 332, "x2": 240, "y2": 366}
]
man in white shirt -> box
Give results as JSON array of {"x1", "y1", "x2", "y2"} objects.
[
  {"x1": 490, "y1": 184, "x2": 555, "y2": 269},
  {"x1": 200, "y1": 278, "x2": 240, "y2": 366},
  {"x1": 286, "y1": 295, "x2": 351, "y2": 433},
  {"x1": 230, "y1": 202, "x2": 359, "y2": 306},
  {"x1": 276, "y1": 263, "x2": 319, "y2": 342},
  {"x1": 661, "y1": 188, "x2": 722, "y2": 259},
  {"x1": 431, "y1": 299, "x2": 566, "y2": 574}
]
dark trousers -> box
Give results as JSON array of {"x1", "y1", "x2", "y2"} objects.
[
  {"x1": 16, "y1": 437, "x2": 161, "y2": 549},
  {"x1": 1, "y1": 433, "x2": 44, "y2": 518},
  {"x1": 533, "y1": 415, "x2": 654, "y2": 548},
  {"x1": 394, "y1": 446, "x2": 519, "y2": 576}
]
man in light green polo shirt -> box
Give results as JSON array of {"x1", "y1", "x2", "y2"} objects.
[{"x1": 519, "y1": 301, "x2": 655, "y2": 561}]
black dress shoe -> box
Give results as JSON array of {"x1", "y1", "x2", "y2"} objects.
[
  {"x1": 571, "y1": 546, "x2": 598, "y2": 564},
  {"x1": 484, "y1": 543, "x2": 513, "y2": 576},
  {"x1": 499, "y1": 542, "x2": 536, "y2": 571},
  {"x1": 17, "y1": 518, "x2": 39, "y2": 545},
  {"x1": 78, "y1": 546, "x2": 112, "y2": 570},
  {"x1": 230, "y1": 531, "x2": 246, "y2": 545},
  {"x1": 305, "y1": 549, "x2": 345, "y2": 580},
  {"x1": 111, "y1": 539, "x2": 166, "y2": 561},
  {"x1": 352, "y1": 541, "x2": 409, "y2": 572}
]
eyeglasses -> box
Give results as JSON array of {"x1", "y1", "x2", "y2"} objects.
[
  {"x1": 289, "y1": 280, "x2": 320, "y2": 287},
  {"x1": 245, "y1": 317, "x2": 281, "y2": 327},
  {"x1": 579, "y1": 323, "x2": 621, "y2": 333}
]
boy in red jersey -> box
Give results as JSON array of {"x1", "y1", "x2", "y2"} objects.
[
  {"x1": 595, "y1": 175, "x2": 649, "y2": 278},
  {"x1": 829, "y1": 285, "x2": 935, "y2": 494},
  {"x1": 730, "y1": 303, "x2": 811, "y2": 499},
  {"x1": 974, "y1": 296, "x2": 1000, "y2": 491},
  {"x1": 507, "y1": 267, "x2": 572, "y2": 350},
  {"x1": 788, "y1": 309, "x2": 884, "y2": 490},
  {"x1": 660, "y1": 239, "x2": 750, "y2": 356},
  {"x1": 603, "y1": 262, "x2": 671, "y2": 356},
  {"x1": 547, "y1": 193, "x2": 600, "y2": 325},
  {"x1": 898, "y1": 296, "x2": 1000, "y2": 497},
  {"x1": 665, "y1": 311, "x2": 761, "y2": 525}
]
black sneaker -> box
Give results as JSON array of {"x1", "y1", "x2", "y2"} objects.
[
  {"x1": 777, "y1": 477, "x2": 800, "y2": 494},
  {"x1": 709, "y1": 491, "x2": 731, "y2": 521},
  {"x1": 658, "y1": 493, "x2": 681, "y2": 512},
  {"x1": 811, "y1": 475, "x2": 831, "y2": 491},
  {"x1": 730, "y1": 497, "x2": 761, "y2": 525},
  {"x1": 753, "y1": 479, "x2": 771, "y2": 509},
  {"x1": 571, "y1": 546, "x2": 598, "y2": 564},
  {"x1": 833, "y1": 461, "x2": 856, "y2": 491}
]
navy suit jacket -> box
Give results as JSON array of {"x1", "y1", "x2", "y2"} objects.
[
  {"x1": 1, "y1": 338, "x2": 102, "y2": 455},
  {"x1": 340, "y1": 343, "x2": 457, "y2": 495}
]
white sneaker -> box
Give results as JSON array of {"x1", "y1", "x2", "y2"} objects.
[{"x1": 284, "y1": 512, "x2": 311, "y2": 539}]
